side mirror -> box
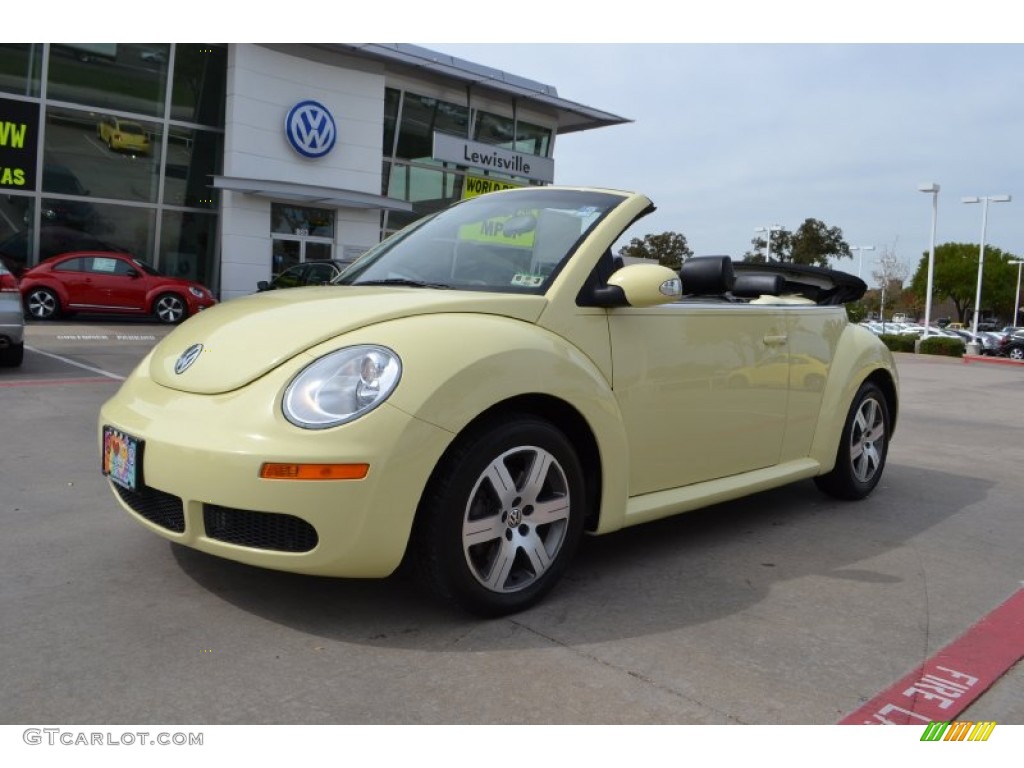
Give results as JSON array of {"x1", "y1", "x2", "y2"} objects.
[
  {"x1": 607, "y1": 263, "x2": 681, "y2": 307},
  {"x1": 256, "y1": 280, "x2": 270, "y2": 292}
]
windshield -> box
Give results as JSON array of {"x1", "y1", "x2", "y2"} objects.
[{"x1": 336, "y1": 188, "x2": 626, "y2": 294}]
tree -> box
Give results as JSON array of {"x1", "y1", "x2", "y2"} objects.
[
  {"x1": 617, "y1": 231, "x2": 693, "y2": 271},
  {"x1": 867, "y1": 246, "x2": 909, "y2": 322},
  {"x1": 743, "y1": 229, "x2": 793, "y2": 262},
  {"x1": 908, "y1": 242, "x2": 1019, "y2": 324},
  {"x1": 742, "y1": 218, "x2": 850, "y2": 267},
  {"x1": 790, "y1": 218, "x2": 852, "y2": 267}
]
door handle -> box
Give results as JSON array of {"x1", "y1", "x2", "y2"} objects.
[{"x1": 763, "y1": 335, "x2": 788, "y2": 346}]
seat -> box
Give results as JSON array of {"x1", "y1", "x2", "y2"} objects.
[{"x1": 679, "y1": 256, "x2": 735, "y2": 296}]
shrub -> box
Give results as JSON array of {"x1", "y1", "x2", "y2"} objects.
[
  {"x1": 919, "y1": 336, "x2": 964, "y2": 357},
  {"x1": 879, "y1": 334, "x2": 916, "y2": 353}
]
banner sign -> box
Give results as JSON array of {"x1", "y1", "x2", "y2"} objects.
[{"x1": 0, "y1": 97, "x2": 39, "y2": 191}]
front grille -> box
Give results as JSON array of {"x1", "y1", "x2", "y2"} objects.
[
  {"x1": 113, "y1": 483, "x2": 185, "y2": 533},
  {"x1": 203, "y1": 505, "x2": 318, "y2": 553}
]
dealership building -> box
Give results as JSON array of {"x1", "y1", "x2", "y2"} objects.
[{"x1": 0, "y1": 44, "x2": 628, "y2": 300}]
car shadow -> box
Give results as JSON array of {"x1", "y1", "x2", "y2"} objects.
[{"x1": 170, "y1": 462, "x2": 990, "y2": 650}]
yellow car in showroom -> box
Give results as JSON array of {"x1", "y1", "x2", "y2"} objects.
[{"x1": 99, "y1": 187, "x2": 898, "y2": 616}]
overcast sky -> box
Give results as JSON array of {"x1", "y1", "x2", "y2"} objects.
[{"x1": 424, "y1": 42, "x2": 1024, "y2": 280}]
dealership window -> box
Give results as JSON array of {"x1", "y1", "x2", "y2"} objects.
[
  {"x1": 163, "y1": 127, "x2": 222, "y2": 209},
  {"x1": 46, "y1": 44, "x2": 168, "y2": 118},
  {"x1": 160, "y1": 211, "x2": 217, "y2": 287},
  {"x1": 170, "y1": 45, "x2": 227, "y2": 127},
  {"x1": 44, "y1": 106, "x2": 161, "y2": 206},
  {"x1": 0, "y1": 44, "x2": 43, "y2": 97},
  {"x1": 394, "y1": 93, "x2": 469, "y2": 161},
  {"x1": 383, "y1": 88, "x2": 400, "y2": 159}
]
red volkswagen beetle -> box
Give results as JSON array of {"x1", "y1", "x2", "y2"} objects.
[{"x1": 20, "y1": 252, "x2": 216, "y2": 324}]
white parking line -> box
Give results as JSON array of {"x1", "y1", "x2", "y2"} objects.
[{"x1": 27, "y1": 346, "x2": 125, "y2": 380}]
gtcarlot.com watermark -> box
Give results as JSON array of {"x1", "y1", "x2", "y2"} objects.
[{"x1": 23, "y1": 728, "x2": 203, "y2": 747}]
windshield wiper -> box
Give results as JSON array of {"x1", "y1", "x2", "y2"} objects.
[{"x1": 355, "y1": 278, "x2": 451, "y2": 289}]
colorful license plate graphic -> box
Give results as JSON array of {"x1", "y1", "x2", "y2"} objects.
[{"x1": 102, "y1": 426, "x2": 143, "y2": 491}]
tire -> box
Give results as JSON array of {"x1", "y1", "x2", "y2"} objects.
[
  {"x1": 153, "y1": 293, "x2": 187, "y2": 324},
  {"x1": 410, "y1": 415, "x2": 586, "y2": 617},
  {"x1": 815, "y1": 381, "x2": 890, "y2": 501},
  {"x1": 25, "y1": 288, "x2": 60, "y2": 320},
  {"x1": 1009, "y1": 347, "x2": 1024, "y2": 361},
  {"x1": 0, "y1": 341, "x2": 23, "y2": 367}
]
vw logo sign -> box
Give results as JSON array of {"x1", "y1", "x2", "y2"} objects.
[
  {"x1": 174, "y1": 343, "x2": 204, "y2": 375},
  {"x1": 285, "y1": 100, "x2": 337, "y2": 159}
]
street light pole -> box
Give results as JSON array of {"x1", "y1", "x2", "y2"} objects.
[
  {"x1": 918, "y1": 183, "x2": 940, "y2": 337},
  {"x1": 755, "y1": 225, "x2": 782, "y2": 262},
  {"x1": 850, "y1": 245, "x2": 875, "y2": 279},
  {"x1": 961, "y1": 195, "x2": 1011, "y2": 341},
  {"x1": 1011, "y1": 259, "x2": 1024, "y2": 328}
]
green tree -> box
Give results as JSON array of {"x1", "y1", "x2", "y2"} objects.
[
  {"x1": 909, "y1": 242, "x2": 1018, "y2": 323},
  {"x1": 618, "y1": 231, "x2": 693, "y2": 271},
  {"x1": 790, "y1": 218, "x2": 852, "y2": 267},
  {"x1": 743, "y1": 229, "x2": 793, "y2": 262},
  {"x1": 742, "y1": 218, "x2": 850, "y2": 266}
]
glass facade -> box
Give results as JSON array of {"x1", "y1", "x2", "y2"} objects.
[
  {"x1": 380, "y1": 87, "x2": 553, "y2": 238},
  {"x1": 0, "y1": 43, "x2": 226, "y2": 292}
]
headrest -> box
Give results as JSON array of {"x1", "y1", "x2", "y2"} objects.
[
  {"x1": 679, "y1": 256, "x2": 735, "y2": 295},
  {"x1": 732, "y1": 273, "x2": 785, "y2": 298}
]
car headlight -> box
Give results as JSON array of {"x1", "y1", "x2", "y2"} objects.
[
  {"x1": 282, "y1": 345, "x2": 402, "y2": 429},
  {"x1": 188, "y1": 286, "x2": 205, "y2": 298}
]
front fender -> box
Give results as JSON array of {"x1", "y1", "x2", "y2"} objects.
[
  {"x1": 809, "y1": 324, "x2": 899, "y2": 472},
  {"x1": 311, "y1": 313, "x2": 631, "y2": 534}
]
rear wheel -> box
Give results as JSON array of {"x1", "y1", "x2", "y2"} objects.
[
  {"x1": 1009, "y1": 347, "x2": 1024, "y2": 361},
  {"x1": 815, "y1": 381, "x2": 890, "y2": 500},
  {"x1": 153, "y1": 293, "x2": 187, "y2": 324},
  {"x1": 410, "y1": 415, "x2": 586, "y2": 617},
  {"x1": 25, "y1": 288, "x2": 60, "y2": 320}
]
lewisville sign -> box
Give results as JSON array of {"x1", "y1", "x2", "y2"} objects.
[{"x1": 433, "y1": 132, "x2": 554, "y2": 184}]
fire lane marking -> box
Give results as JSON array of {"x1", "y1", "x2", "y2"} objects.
[{"x1": 839, "y1": 587, "x2": 1024, "y2": 725}]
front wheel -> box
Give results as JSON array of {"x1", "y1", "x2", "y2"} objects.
[
  {"x1": 410, "y1": 415, "x2": 586, "y2": 617},
  {"x1": 153, "y1": 293, "x2": 187, "y2": 324},
  {"x1": 1009, "y1": 347, "x2": 1024, "y2": 361},
  {"x1": 814, "y1": 381, "x2": 890, "y2": 500}
]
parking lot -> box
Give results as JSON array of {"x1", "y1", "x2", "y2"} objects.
[{"x1": 1, "y1": 319, "x2": 1022, "y2": 725}]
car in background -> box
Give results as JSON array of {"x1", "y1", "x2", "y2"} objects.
[
  {"x1": 97, "y1": 116, "x2": 151, "y2": 155},
  {"x1": 20, "y1": 251, "x2": 215, "y2": 324},
  {"x1": 995, "y1": 330, "x2": 1024, "y2": 361},
  {"x1": 0, "y1": 261, "x2": 24, "y2": 367},
  {"x1": 98, "y1": 186, "x2": 899, "y2": 616},
  {"x1": 0, "y1": 226, "x2": 121, "y2": 277},
  {"x1": 257, "y1": 260, "x2": 348, "y2": 292}
]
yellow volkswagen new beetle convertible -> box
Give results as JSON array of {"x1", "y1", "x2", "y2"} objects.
[{"x1": 99, "y1": 187, "x2": 898, "y2": 616}]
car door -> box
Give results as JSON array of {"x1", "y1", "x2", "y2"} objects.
[
  {"x1": 52, "y1": 256, "x2": 101, "y2": 309},
  {"x1": 609, "y1": 302, "x2": 791, "y2": 496},
  {"x1": 102, "y1": 257, "x2": 147, "y2": 311}
]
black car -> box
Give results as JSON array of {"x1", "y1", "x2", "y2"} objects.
[
  {"x1": 256, "y1": 260, "x2": 348, "y2": 291},
  {"x1": 996, "y1": 331, "x2": 1024, "y2": 361}
]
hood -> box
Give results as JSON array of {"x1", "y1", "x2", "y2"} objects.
[{"x1": 149, "y1": 286, "x2": 547, "y2": 394}]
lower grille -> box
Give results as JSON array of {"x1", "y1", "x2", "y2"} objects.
[
  {"x1": 113, "y1": 483, "x2": 185, "y2": 533},
  {"x1": 203, "y1": 505, "x2": 318, "y2": 553}
]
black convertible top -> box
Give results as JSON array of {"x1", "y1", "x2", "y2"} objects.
[{"x1": 732, "y1": 261, "x2": 867, "y2": 305}]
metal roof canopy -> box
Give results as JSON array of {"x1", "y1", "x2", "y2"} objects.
[
  {"x1": 212, "y1": 176, "x2": 413, "y2": 212},
  {"x1": 323, "y1": 44, "x2": 632, "y2": 135}
]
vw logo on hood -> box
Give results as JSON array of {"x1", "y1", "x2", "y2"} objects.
[
  {"x1": 285, "y1": 100, "x2": 337, "y2": 159},
  {"x1": 174, "y1": 343, "x2": 204, "y2": 375}
]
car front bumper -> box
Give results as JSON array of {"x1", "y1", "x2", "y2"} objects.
[{"x1": 99, "y1": 366, "x2": 454, "y2": 578}]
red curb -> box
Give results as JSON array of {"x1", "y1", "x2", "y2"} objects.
[
  {"x1": 962, "y1": 355, "x2": 1024, "y2": 366},
  {"x1": 838, "y1": 588, "x2": 1024, "y2": 725}
]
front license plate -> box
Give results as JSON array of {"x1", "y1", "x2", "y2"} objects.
[{"x1": 102, "y1": 426, "x2": 144, "y2": 491}]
